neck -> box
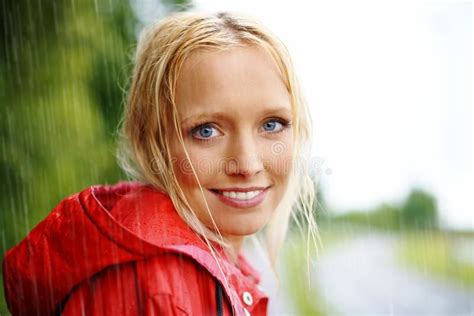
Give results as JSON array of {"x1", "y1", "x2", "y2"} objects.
[{"x1": 224, "y1": 235, "x2": 245, "y2": 263}]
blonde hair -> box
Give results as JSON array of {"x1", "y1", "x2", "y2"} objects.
[{"x1": 117, "y1": 11, "x2": 318, "y2": 268}]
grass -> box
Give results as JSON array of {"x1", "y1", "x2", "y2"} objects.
[{"x1": 397, "y1": 230, "x2": 474, "y2": 288}]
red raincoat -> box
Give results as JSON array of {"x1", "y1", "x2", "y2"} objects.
[{"x1": 2, "y1": 182, "x2": 268, "y2": 315}]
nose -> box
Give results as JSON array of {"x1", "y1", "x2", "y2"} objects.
[{"x1": 225, "y1": 134, "x2": 264, "y2": 178}]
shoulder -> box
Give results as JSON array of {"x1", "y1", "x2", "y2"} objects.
[{"x1": 62, "y1": 253, "x2": 221, "y2": 316}]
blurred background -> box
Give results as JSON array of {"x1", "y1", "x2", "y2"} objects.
[{"x1": 1, "y1": 0, "x2": 472, "y2": 315}]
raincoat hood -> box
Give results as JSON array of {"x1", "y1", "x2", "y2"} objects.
[{"x1": 3, "y1": 182, "x2": 266, "y2": 316}]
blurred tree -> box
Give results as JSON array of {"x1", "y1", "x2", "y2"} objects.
[
  {"x1": 0, "y1": 0, "x2": 137, "y2": 251},
  {"x1": 401, "y1": 188, "x2": 438, "y2": 229}
]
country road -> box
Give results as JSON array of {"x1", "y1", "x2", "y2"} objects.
[{"x1": 312, "y1": 233, "x2": 474, "y2": 316}]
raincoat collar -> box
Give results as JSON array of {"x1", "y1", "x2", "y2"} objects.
[{"x1": 84, "y1": 182, "x2": 267, "y2": 316}]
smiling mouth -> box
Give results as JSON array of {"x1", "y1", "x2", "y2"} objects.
[
  {"x1": 210, "y1": 189, "x2": 263, "y2": 200},
  {"x1": 209, "y1": 187, "x2": 270, "y2": 208}
]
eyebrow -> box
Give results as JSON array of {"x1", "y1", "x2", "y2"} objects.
[{"x1": 180, "y1": 106, "x2": 292, "y2": 126}]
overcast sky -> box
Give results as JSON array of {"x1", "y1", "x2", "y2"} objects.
[{"x1": 134, "y1": 0, "x2": 473, "y2": 230}]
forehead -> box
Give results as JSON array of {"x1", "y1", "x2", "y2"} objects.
[{"x1": 174, "y1": 45, "x2": 291, "y2": 121}]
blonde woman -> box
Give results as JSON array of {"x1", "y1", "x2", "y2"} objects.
[{"x1": 3, "y1": 11, "x2": 316, "y2": 316}]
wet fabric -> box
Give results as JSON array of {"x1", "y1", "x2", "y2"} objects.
[{"x1": 3, "y1": 182, "x2": 268, "y2": 315}]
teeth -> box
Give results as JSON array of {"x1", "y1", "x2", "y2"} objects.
[{"x1": 221, "y1": 190, "x2": 262, "y2": 200}]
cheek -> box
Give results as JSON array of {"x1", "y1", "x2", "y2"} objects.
[
  {"x1": 172, "y1": 159, "x2": 196, "y2": 188},
  {"x1": 171, "y1": 147, "x2": 216, "y2": 189},
  {"x1": 169, "y1": 144, "x2": 197, "y2": 190},
  {"x1": 264, "y1": 138, "x2": 294, "y2": 179}
]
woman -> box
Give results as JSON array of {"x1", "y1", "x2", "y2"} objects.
[{"x1": 3, "y1": 11, "x2": 316, "y2": 315}]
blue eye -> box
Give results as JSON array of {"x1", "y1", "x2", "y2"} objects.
[
  {"x1": 262, "y1": 120, "x2": 283, "y2": 132},
  {"x1": 191, "y1": 124, "x2": 218, "y2": 140},
  {"x1": 199, "y1": 126, "x2": 213, "y2": 138}
]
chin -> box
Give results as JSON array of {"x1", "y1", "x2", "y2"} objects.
[
  {"x1": 216, "y1": 213, "x2": 269, "y2": 237},
  {"x1": 220, "y1": 226, "x2": 260, "y2": 237}
]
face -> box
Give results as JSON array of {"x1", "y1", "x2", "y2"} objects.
[{"x1": 170, "y1": 45, "x2": 294, "y2": 246}]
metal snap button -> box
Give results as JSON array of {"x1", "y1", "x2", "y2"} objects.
[{"x1": 242, "y1": 291, "x2": 253, "y2": 306}]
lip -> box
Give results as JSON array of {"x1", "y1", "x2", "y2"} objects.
[{"x1": 209, "y1": 186, "x2": 270, "y2": 208}]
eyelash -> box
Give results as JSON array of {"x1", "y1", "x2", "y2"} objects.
[{"x1": 188, "y1": 118, "x2": 292, "y2": 142}]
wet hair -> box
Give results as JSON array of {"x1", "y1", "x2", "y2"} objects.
[{"x1": 117, "y1": 11, "x2": 318, "y2": 269}]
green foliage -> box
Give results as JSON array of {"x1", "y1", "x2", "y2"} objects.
[
  {"x1": 333, "y1": 203, "x2": 403, "y2": 231},
  {"x1": 371, "y1": 203, "x2": 402, "y2": 228},
  {"x1": 330, "y1": 187, "x2": 438, "y2": 232},
  {"x1": 401, "y1": 188, "x2": 438, "y2": 229},
  {"x1": 0, "y1": 0, "x2": 137, "y2": 253},
  {"x1": 397, "y1": 231, "x2": 474, "y2": 288}
]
